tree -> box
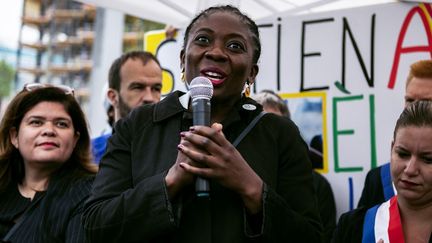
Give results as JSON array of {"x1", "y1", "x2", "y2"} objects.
[{"x1": 0, "y1": 59, "x2": 15, "y2": 109}]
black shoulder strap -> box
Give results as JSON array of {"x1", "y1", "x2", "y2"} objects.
[
  {"x1": 2, "y1": 194, "x2": 44, "y2": 242},
  {"x1": 232, "y1": 111, "x2": 266, "y2": 147}
]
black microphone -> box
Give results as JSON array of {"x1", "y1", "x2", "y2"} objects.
[{"x1": 189, "y1": 76, "x2": 213, "y2": 198}]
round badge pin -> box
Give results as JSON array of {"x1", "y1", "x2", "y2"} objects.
[{"x1": 242, "y1": 104, "x2": 256, "y2": 110}]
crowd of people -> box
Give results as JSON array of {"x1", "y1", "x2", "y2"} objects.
[{"x1": 0, "y1": 4, "x2": 431, "y2": 243}]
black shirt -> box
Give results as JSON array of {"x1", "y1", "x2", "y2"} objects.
[{"x1": 0, "y1": 169, "x2": 94, "y2": 243}]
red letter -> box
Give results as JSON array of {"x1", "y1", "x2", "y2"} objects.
[{"x1": 388, "y1": 6, "x2": 432, "y2": 89}]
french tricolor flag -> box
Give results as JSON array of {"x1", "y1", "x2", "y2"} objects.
[{"x1": 362, "y1": 196, "x2": 405, "y2": 243}]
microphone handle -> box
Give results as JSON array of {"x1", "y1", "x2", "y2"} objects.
[
  {"x1": 195, "y1": 177, "x2": 210, "y2": 197},
  {"x1": 192, "y1": 98, "x2": 211, "y2": 198}
]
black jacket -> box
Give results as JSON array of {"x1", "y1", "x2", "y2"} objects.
[
  {"x1": 0, "y1": 169, "x2": 94, "y2": 243},
  {"x1": 332, "y1": 207, "x2": 366, "y2": 243},
  {"x1": 83, "y1": 91, "x2": 322, "y2": 243},
  {"x1": 357, "y1": 166, "x2": 386, "y2": 208},
  {"x1": 313, "y1": 171, "x2": 336, "y2": 243},
  {"x1": 333, "y1": 204, "x2": 432, "y2": 243}
]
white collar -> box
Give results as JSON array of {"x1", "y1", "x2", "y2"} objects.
[{"x1": 179, "y1": 91, "x2": 190, "y2": 109}]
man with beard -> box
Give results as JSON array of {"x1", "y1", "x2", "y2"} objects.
[{"x1": 91, "y1": 51, "x2": 163, "y2": 163}]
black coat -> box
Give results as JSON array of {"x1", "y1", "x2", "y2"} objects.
[
  {"x1": 332, "y1": 207, "x2": 366, "y2": 243},
  {"x1": 83, "y1": 91, "x2": 323, "y2": 243},
  {"x1": 357, "y1": 165, "x2": 386, "y2": 208},
  {"x1": 0, "y1": 169, "x2": 94, "y2": 243},
  {"x1": 313, "y1": 171, "x2": 336, "y2": 243},
  {"x1": 333, "y1": 205, "x2": 432, "y2": 243}
]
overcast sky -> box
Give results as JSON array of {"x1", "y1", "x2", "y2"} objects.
[{"x1": 0, "y1": 1, "x2": 23, "y2": 49}]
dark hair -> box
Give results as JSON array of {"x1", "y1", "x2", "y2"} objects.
[
  {"x1": 108, "y1": 51, "x2": 161, "y2": 91},
  {"x1": 183, "y1": 5, "x2": 261, "y2": 64},
  {"x1": 406, "y1": 60, "x2": 432, "y2": 88},
  {"x1": 106, "y1": 104, "x2": 114, "y2": 127},
  {"x1": 253, "y1": 89, "x2": 290, "y2": 118},
  {"x1": 0, "y1": 87, "x2": 97, "y2": 191},
  {"x1": 393, "y1": 100, "x2": 432, "y2": 140}
]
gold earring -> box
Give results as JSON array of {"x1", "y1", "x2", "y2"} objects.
[
  {"x1": 180, "y1": 68, "x2": 185, "y2": 82},
  {"x1": 244, "y1": 82, "x2": 250, "y2": 97}
]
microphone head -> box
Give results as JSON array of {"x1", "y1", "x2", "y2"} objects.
[{"x1": 189, "y1": 76, "x2": 213, "y2": 101}]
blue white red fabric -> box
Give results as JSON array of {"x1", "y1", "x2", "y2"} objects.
[{"x1": 362, "y1": 196, "x2": 404, "y2": 243}]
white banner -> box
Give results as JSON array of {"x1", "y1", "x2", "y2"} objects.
[{"x1": 146, "y1": 2, "x2": 432, "y2": 217}]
